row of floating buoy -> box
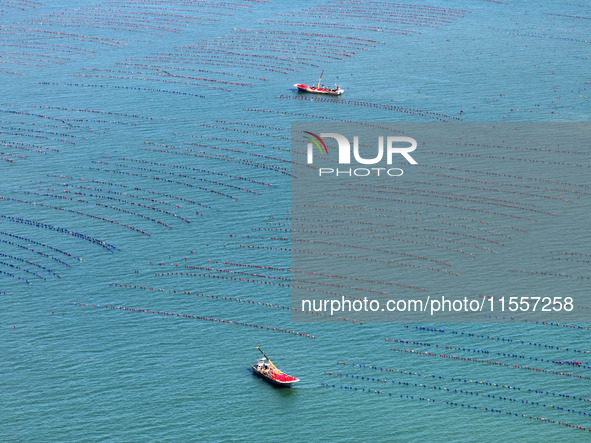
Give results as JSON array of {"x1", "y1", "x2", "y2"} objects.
[
  {"x1": 0, "y1": 128, "x2": 75, "y2": 145},
  {"x1": 234, "y1": 27, "x2": 382, "y2": 45},
  {"x1": 183, "y1": 132, "x2": 287, "y2": 157},
  {"x1": 122, "y1": 68, "x2": 256, "y2": 87},
  {"x1": 409, "y1": 325, "x2": 591, "y2": 351},
  {"x1": 93, "y1": 159, "x2": 240, "y2": 201},
  {"x1": 289, "y1": 223, "x2": 474, "y2": 260},
  {"x1": 220, "y1": 260, "x2": 415, "y2": 290},
  {"x1": 293, "y1": 191, "x2": 524, "y2": 235},
  {"x1": 325, "y1": 371, "x2": 591, "y2": 417},
  {"x1": 0, "y1": 242, "x2": 60, "y2": 275},
  {"x1": 418, "y1": 169, "x2": 587, "y2": 200},
  {"x1": 544, "y1": 11, "x2": 591, "y2": 20},
  {"x1": 319, "y1": 381, "x2": 590, "y2": 432},
  {"x1": 48, "y1": 174, "x2": 198, "y2": 205},
  {"x1": 189, "y1": 38, "x2": 350, "y2": 63},
  {"x1": 199, "y1": 123, "x2": 291, "y2": 144},
  {"x1": 0, "y1": 107, "x2": 77, "y2": 129},
  {"x1": 350, "y1": 180, "x2": 557, "y2": 217},
  {"x1": 226, "y1": 29, "x2": 371, "y2": 59},
  {"x1": 28, "y1": 3, "x2": 237, "y2": 37},
  {"x1": 385, "y1": 338, "x2": 590, "y2": 368},
  {"x1": 243, "y1": 107, "x2": 418, "y2": 130},
  {"x1": 0, "y1": 231, "x2": 74, "y2": 264},
  {"x1": 412, "y1": 175, "x2": 571, "y2": 205},
  {"x1": 550, "y1": 257, "x2": 591, "y2": 265},
  {"x1": 112, "y1": 155, "x2": 262, "y2": 194},
  {"x1": 23, "y1": 188, "x2": 180, "y2": 228},
  {"x1": 425, "y1": 164, "x2": 590, "y2": 190},
  {"x1": 73, "y1": 302, "x2": 315, "y2": 338},
  {"x1": 186, "y1": 139, "x2": 293, "y2": 169},
  {"x1": 294, "y1": 202, "x2": 526, "y2": 235},
  {"x1": 1, "y1": 1, "x2": 37, "y2": 12},
  {"x1": 1, "y1": 153, "x2": 23, "y2": 163},
  {"x1": 142, "y1": 141, "x2": 277, "y2": 185},
  {"x1": 293, "y1": 235, "x2": 461, "y2": 272},
  {"x1": 180, "y1": 46, "x2": 313, "y2": 70},
  {"x1": 162, "y1": 262, "x2": 387, "y2": 296},
  {"x1": 109, "y1": 281, "x2": 292, "y2": 312},
  {"x1": 0, "y1": 268, "x2": 32, "y2": 284},
  {"x1": 236, "y1": 237, "x2": 452, "y2": 277},
  {"x1": 451, "y1": 140, "x2": 591, "y2": 159},
  {"x1": 391, "y1": 348, "x2": 591, "y2": 380},
  {"x1": 0, "y1": 251, "x2": 60, "y2": 278},
  {"x1": 0, "y1": 70, "x2": 24, "y2": 76},
  {"x1": 279, "y1": 2, "x2": 469, "y2": 23},
  {"x1": 552, "y1": 250, "x2": 591, "y2": 258},
  {"x1": 287, "y1": 223, "x2": 481, "y2": 260},
  {"x1": 119, "y1": 60, "x2": 268, "y2": 83},
  {"x1": 209, "y1": 36, "x2": 353, "y2": 61},
  {"x1": 336, "y1": 218, "x2": 497, "y2": 249},
  {"x1": 273, "y1": 13, "x2": 421, "y2": 31},
  {"x1": 525, "y1": 319, "x2": 591, "y2": 331},
  {"x1": 0, "y1": 259, "x2": 45, "y2": 281},
  {"x1": 2, "y1": 123, "x2": 80, "y2": 141},
  {"x1": 107, "y1": 281, "x2": 359, "y2": 324},
  {"x1": 165, "y1": 257, "x2": 417, "y2": 295},
  {"x1": 507, "y1": 31, "x2": 591, "y2": 45},
  {"x1": 0, "y1": 214, "x2": 119, "y2": 252},
  {"x1": 0, "y1": 25, "x2": 125, "y2": 47},
  {"x1": 1, "y1": 194, "x2": 151, "y2": 235},
  {"x1": 427, "y1": 149, "x2": 590, "y2": 170},
  {"x1": 38, "y1": 82, "x2": 207, "y2": 98},
  {"x1": 142, "y1": 53, "x2": 292, "y2": 75},
  {"x1": 215, "y1": 120, "x2": 288, "y2": 133},
  {"x1": 0, "y1": 103, "x2": 164, "y2": 121},
  {"x1": 143, "y1": 142, "x2": 293, "y2": 178},
  {"x1": 509, "y1": 269, "x2": 591, "y2": 280},
  {"x1": 154, "y1": 269, "x2": 376, "y2": 303},
  {"x1": 79, "y1": 163, "x2": 219, "y2": 207},
  {"x1": 263, "y1": 19, "x2": 419, "y2": 36},
  {"x1": 339, "y1": 186, "x2": 538, "y2": 224},
  {"x1": 339, "y1": 362, "x2": 591, "y2": 403},
  {"x1": 51, "y1": 181, "x2": 177, "y2": 208},
  {"x1": 80, "y1": 61, "x2": 268, "y2": 88},
  {"x1": 276, "y1": 94, "x2": 462, "y2": 122},
  {"x1": 183, "y1": 67, "x2": 269, "y2": 82},
  {"x1": 71, "y1": 73, "x2": 233, "y2": 93},
  {"x1": 293, "y1": 210, "x2": 513, "y2": 242}
]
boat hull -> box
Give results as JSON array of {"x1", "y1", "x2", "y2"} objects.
[
  {"x1": 294, "y1": 84, "x2": 344, "y2": 96},
  {"x1": 251, "y1": 366, "x2": 299, "y2": 387}
]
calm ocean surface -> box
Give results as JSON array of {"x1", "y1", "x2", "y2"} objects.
[{"x1": 1, "y1": 0, "x2": 590, "y2": 441}]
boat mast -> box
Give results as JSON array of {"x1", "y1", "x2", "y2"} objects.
[
  {"x1": 317, "y1": 69, "x2": 324, "y2": 89},
  {"x1": 256, "y1": 346, "x2": 278, "y2": 371}
]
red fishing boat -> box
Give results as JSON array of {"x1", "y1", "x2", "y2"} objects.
[
  {"x1": 251, "y1": 347, "x2": 300, "y2": 387},
  {"x1": 294, "y1": 69, "x2": 344, "y2": 96}
]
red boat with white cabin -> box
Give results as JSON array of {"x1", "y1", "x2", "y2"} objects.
[{"x1": 294, "y1": 69, "x2": 344, "y2": 96}]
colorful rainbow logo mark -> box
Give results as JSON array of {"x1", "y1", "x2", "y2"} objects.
[{"x1": 303, "y1": 131, "x2": 328, "y2": 155}]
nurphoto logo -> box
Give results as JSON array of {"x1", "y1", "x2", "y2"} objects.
[{"x1": 304, "y1": 131, "x2": 418, "y2": 177}]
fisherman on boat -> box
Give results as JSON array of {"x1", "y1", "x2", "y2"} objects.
[{"x1": 256, "y1": 358, "x2": 276, "y2": 376}]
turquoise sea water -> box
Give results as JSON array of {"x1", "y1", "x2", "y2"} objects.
[{"x1": 1, "y1": 0, "x2": 590, "y2": 441}]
